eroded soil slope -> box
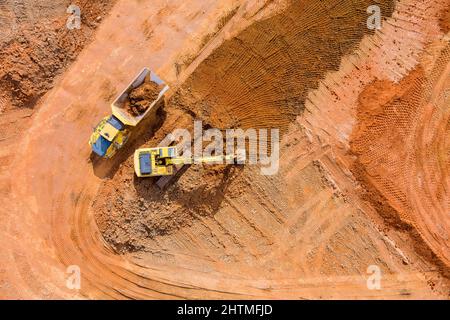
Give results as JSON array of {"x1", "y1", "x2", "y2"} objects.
[
  {"x1": 0, "y1": 0, "x2": 116, "y2": 111},
  {"x1": 173, "y1": 0, "x2": 395, "y2": 133},
  {"x1": 351, "y1": 42, "x2": 450, "y2": 276}
]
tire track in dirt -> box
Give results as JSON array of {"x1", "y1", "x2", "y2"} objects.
[
  {"x1": 3, "y1": 0, "x2": 449, "y2": 299},
  {"x1": 172, "y1": 0, "x2": 395, "y2": 134},
  {"x1": 293, "y1": 0, "x2": 450, "y2": 295},
  {"x1": 351, "y1": 40, "x2": 450, "y2": 276},
  {"x1": 96, "y1": 0, "x2": 396, "y2": 251},
  {"x1": 0, "y1": 1, "x2": 117, "y2": 110},
  {"x1": 94, "y1": 0, "x2": 450, "y2": 295},
  {"x1": 3, "y1": 0, "x2": 260, "y2": 299}
]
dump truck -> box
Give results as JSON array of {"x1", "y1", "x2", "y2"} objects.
[{"x1": 89, "y1": 68, "x2": 169, "y2": 158}]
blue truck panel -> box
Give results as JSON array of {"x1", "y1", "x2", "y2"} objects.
[{"x1": 92, "y1": 135, "x2": 112, "y2": 157}]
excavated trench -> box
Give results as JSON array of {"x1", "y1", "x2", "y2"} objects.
[{"x1": 94, "y1": 0, "x2": 396, "y2": 254}]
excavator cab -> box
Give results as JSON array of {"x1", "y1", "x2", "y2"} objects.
[{"x1": 134, "y1": 147, "x2": 178, "y2": 177}]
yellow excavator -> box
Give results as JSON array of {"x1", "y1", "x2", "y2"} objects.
[{"x1": 134, "y1": 146, "x2": 237, "y2": 178}]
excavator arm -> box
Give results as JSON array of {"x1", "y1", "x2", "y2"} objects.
[{"x1": 168, "y1": 154, "x2": 236, "y2": 165}]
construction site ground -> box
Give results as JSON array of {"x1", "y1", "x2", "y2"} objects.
[{"x1": 0, "y1": 0, "x2": 449, "y2": 299}]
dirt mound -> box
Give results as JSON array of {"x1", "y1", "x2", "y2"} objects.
[
  {"x1": 169, "y1": 0, "x2": 394, "y2": 133},
  {"x1": 125, "y1": 78, "x2": 163, "y2": 116},
  {"x1": 0, "y1": 1, "x2": 116, "y2": 111},
  {"x1": 95, "y1": 162, "x2": 245, "y2": 253}
]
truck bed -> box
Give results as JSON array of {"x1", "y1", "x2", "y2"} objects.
[{"x1": 111, "y1": 68, "x2": 169, "y2": 126}]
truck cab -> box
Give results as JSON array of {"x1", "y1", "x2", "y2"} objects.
[{"x1": 89, "y1": 115, "x2": 130, "y2": 158}]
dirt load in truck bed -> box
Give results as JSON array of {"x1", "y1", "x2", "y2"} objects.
[{"x1": 125, "y1": 76, "x2": 164, "y2": 116}]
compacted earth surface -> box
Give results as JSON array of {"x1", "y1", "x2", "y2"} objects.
[{"x1": 0, "y1": 0, "x2": 449, "y2": 299}]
